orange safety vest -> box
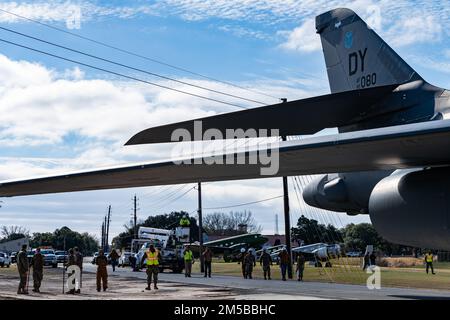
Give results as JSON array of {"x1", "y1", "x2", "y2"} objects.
[{"x1": 146, "y1": 250, "x2": 159, "y2": 266}]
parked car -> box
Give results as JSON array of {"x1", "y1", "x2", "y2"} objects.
[
  {"x1": 10, "y1": 252, "x2": 17, "y2": 264},
  {"x1": 118, "y1": 252, "x2": 132, "y2": 267},
  {"x1": 346, "y1": 251, "x2": 362, "y2": 257},
  {"x1": 35, "y1": 249, "x2": 58, "y2": 268},
  {"x1": 54, "y1": 250, "x2": 68, "y2": 264},
  {"x1": 0, "y1": 252, "x2": 11, "y2": 268},
  {"x1": 91, "y1": 252, "x2": 111, "y2": 264}
]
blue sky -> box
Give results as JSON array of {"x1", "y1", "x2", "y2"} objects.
[{"x1": 0, "y1": 0, "x2": 449, "y2": 243}]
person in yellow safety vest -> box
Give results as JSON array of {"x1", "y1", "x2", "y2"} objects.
[
  {"x1": 143, "y1": 244, "x2": 161, "y2": 290},
  {"x1": 180, "y1": 215, "x2": 190, "y2": 227},
  {"x1": 425, "y1": 251, "x2": 436, "y2": 275},
  {"x1": 184, "y1": 246, "x2": 194, "y2": 278}
]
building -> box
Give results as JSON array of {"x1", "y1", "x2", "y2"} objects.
[{"x1": 0, "y1": 237, "x2": 29, "y2": 253}]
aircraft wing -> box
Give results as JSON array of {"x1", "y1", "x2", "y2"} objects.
[
  {"x1": 126, "y1": 85, "x2": 398, "y2": 145},
  {"x1": 1, "y1": 119, "x2": 450, "y2": 197}
]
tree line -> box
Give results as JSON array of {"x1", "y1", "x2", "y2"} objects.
[{"x1": 0, "y1": 225, "x2": 98, "y2": 255}]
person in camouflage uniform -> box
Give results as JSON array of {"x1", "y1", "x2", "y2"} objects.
[
  {"x1": 17, "y1": 244, "x2": 29, "y2": 295},
  {"x1": 243, "y1": 249, "x2": 256, "y2": 279},
  {"x1": 65, "y1": 248, "x2": 77, "y2": 294},
  {"x1": 31, "y1": 247, "x2": 44, "y2": 293},
  {"x1": 74, "y1": 247, "x2": 83, "y2": 293},
  {"x1": 96, "y1": 249, "x2": 108, "y2": 292}
]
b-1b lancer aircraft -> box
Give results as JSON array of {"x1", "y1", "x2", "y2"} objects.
[{"x1": 1, "y1": 8, "x2": 450, "y2": 250}]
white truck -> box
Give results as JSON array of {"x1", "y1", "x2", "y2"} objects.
[{"x1": 133, "y1": 226, "x2": 189, "y2": 273}]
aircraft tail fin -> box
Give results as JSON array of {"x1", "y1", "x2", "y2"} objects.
[{"x1": 316, "y1": 8, "x2": 422, "y2": 93}]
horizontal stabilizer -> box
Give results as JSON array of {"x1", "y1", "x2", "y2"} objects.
[
  {"x1": 1, "y1": 119, "x2": 450, "y2": 197},
  {"x1": 125, "y1": 85, "x2": 398, "y2": 145}
]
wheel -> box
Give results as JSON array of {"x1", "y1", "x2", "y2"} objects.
[
  {"x1": 52, "y1": 263, "x2": 58, "y2": 268},
  {"x1": 6, "y1": 264, "x2": 10, "y2": 268},
  {"x1": 0, "y1": 264, "x2": 3, "y2": 268}
]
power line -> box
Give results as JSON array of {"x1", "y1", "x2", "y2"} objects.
[
  {"x1": 0, "y1": 37, "x2": 248, "y2": 109},
  {"x1": 203, "y1": 195, "x2": 283, "y2": 210},
  {"x1": 0, "y1": 7, "x2": 282, "y2": 102},
  {"x1": 0, "y1": 26, "x2": 267, "y2": 106}
]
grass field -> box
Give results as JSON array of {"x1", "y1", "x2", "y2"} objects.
[
  {"x1": 191, "y1": 258, "x2": 450, "y2": 291},
  {"x1": 2, "y1": 258, "x2": 450, "y2": 291}
]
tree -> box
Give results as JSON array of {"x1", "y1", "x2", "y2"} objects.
[
  {"x1": 0, "y1": 225, "x2": 30, "y2": 242},
  {"x1": 342, "y1": 223, "x2": 383, "y2": 252},
  {"x1": 291, "y1": 215, "x2": 343, "y2": 245},
  {"x1": 203, "y1": 211, "x2": 262, "y2": 236},
  {"x1": 29, "y1": 226, "x2": 98, "y2": 255}
]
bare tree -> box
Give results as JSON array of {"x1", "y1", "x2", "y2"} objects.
[
  {"x1": 203, "y1": 211, "x2": 262, "y2": 236},
  {"x1": 0, "y1": 225, "x2": 30, "y2": 241}
]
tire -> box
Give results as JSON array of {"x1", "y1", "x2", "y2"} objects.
[
  {"x1": 0, "y1": 263, "x2": 3, "y2": 268},
  {"x1": 6, "y1": 264, "x2": 10, "y2": 268},
  {"x1": 52, "y1": 263, "x2": 58, "y2": 268}
]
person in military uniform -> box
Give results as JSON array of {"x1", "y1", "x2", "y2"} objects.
[
  {"x1": 243, "y1": 249, "x2": 256, "y2": 279},
  {"x1": 142, "y1": 244, "x2": 160, "y2": 290},
  {"x1": 31, "y1": 247, "x2": 44, "y2": 293},
  {"x1": 179, "y1": 215, "x2": 190, "y2": 227},
  {"x1": 65, "y1": 248, "x2": 77, "y2": 294},
  {"x1": 183, "y1": 246, "x2": 194, "y2": 278},
  {"x1": 296, "y1": 253, "x2": 306, "y2": 282},
  {"x1": 74, "y1": 247, "x2": 83, "y2": 293},
  {"x1": 259, "y1": 249, "x2": 272, "y2": 280},
  {"x1": 239, "y1": 248, "x2": 247, "y2": 278},
  {"x1": 17, "y1": 244, "x2": 29, "y2": 295},
  {"x1": 96, "y1": 249, "x2": 108, "y2": 292},
  {"x1": 109, "y1": 249, "x2": 119, "y2": 272}
]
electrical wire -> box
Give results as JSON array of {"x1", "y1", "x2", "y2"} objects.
[
  {"x1": 203, "y1": 195, "x2": 283, "y2": 211},
  {"x1": 0, "y1": 37, "x2": 248, "y2": 109},
  {"x1": 0, "y1": 7, "x2": 282, "y2": 102},
  {"x1": 0, "y1": 26, "x2": 269, "y2": 106}
]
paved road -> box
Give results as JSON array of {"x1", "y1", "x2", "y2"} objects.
[{"x1": 83, "y1": 264, "x2": 450, "y2": 300}]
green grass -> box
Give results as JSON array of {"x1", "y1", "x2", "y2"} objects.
[{"x1": 191, "y1": 259, "x2": 450, "y2": 291}]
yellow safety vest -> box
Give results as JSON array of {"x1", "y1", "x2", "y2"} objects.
[
  {"x1": 146, "y1": 250, "x2": 159, "y2": 266},
  {"x1": 180, "y1": 218, "x2": 190, "y2": 226},
  {"x1": 426, "y1": 254, "x2": 433, "y2": 263},
  {"x1": 184, "y1": 250, "x2": 193, "y2": 261}
]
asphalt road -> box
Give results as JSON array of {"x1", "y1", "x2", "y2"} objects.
[{"x1": 83, "y1": 263, "x2": 450, "y2": 300}]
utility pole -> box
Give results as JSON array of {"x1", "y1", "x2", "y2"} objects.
[
  {"x1": 133, "y1": 195, "x2": 138, "y2": 240},
  {"x1": 282, "y1": 135, "x2": 293, "y2": 279},
  {"x1": 198, "y1": 182, "x2": 204, "y2": 273},
  {"x1": 101, "y1": 221, "x2": 105, "y2": 249},
  {"x1": 106, "y1": 205, "x2": 111, "y2": 252},
  {"x1": 104, "y1": 215, "x2": 108, "y2": 252}
]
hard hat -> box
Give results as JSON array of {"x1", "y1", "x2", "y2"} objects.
[{"x1": 240, "y1": 248, "x2": 246, "y2": 253}]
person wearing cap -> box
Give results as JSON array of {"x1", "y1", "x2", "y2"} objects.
[
  {"x1": 31, "y1": 247, "x2": 44, "y2": 293},
  {"x1": 244, "y1": 249, "x2": 256, "y2": 279},
  {"x1": 278, "y1": 248, "x2": 291, "y2": 281},
  {"x1": 96, "y1": 249, "x2": 108, "y2": 292},
  {"x1": 143, "y1": 244, "x2": 161, "y2": 290},
  {"x1": 17, "y1": 244, "x2": 29, "y2": 295},
  {"x1": 259, "y1": 249, "x2": 272, "y2": 280},
  {"x1": 73, "y1": 247, "x2": 83, "y2": 293},
  {"x1": 183, "y1": 246, "x2": 194, "y2": 278},
  {"x1": 239, "y1": 248, "x2": 247, "y2": 278}
]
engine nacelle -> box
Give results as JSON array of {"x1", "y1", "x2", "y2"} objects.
[
  {"x1": 369, "y1": 168, "x2": 450, "y2": 250},
  {"x1": 303, "y1": 171, "x2": 390, "y2": 215}
]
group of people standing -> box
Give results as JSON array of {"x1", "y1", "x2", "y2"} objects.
[
  {"x1": 16, "y1": 244, "x2": 84, "y2": 295},
  {"x1": 240, "y1": 247, "x2": 306, "y2": 282}
]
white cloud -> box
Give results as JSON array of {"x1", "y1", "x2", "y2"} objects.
[
  {"x1": 278, "y1": 19, "x2": 321, "y2": 53},
  {"x1": 385, "y1": 15, "x2": 442, "y2": 47}
]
